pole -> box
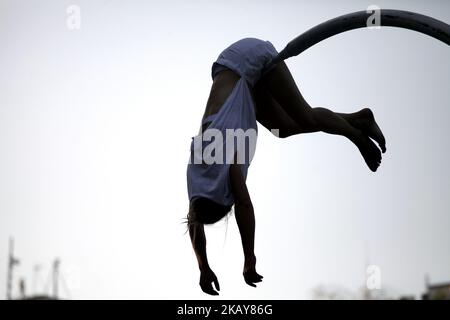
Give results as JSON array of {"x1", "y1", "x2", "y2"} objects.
[
  {"x1": 53, "y1": 259, "x2": 60, "y2": 299},
  {"x1": 6, "y1": 237, "x2": 19, "y2": 300}
]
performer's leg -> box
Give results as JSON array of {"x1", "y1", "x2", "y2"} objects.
[
  {"x1": 253, "y1": 85, "x2": 302, "y2": 138},
  {"x1": 254, "y1": 62, "x2": 383, "y2": 171},
  {"x1": 254, "y1": 86, "x2": 385, "y2": 150}
]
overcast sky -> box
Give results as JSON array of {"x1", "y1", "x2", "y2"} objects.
[{"x1": 0, "y1": 0, "x2": 449, "y2": 299}]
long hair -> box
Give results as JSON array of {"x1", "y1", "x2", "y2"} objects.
[{"x1": 186, "y1": 197, "x2": 233, "y2": 227}]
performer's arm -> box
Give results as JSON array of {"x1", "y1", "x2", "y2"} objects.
[
  {"x1": 188, "y1": 221, "x2": 209, "y2": 272},
  {"x1": 189, "y1": 221, "x2": 220, "y2": 295},
  {"x1": 234, "y1": 197, "x2": 256, "y2": 268},
  {"x1": 230, "y1": 163, "x2": 263, "y2": 287}
]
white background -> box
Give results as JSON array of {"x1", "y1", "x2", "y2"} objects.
[{"x1": 0, "y1": 0, "x2": 449, "y2": 299}]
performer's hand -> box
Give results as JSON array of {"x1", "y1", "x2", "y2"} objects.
[
  {"x1": 243, "y1": 256, "x2": 263, "y2": 287},
  {"x1": 200, "y1": 267, "x2": 220, "y2": 295}
]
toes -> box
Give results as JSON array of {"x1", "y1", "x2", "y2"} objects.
[{"x1": 364, "y1": 140, "x2": 382, "y2": 172}]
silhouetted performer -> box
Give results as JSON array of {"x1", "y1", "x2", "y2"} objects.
[
  {"x1": 186, "y1": 10, "x2": 449, "y2": 295},
  {"x1": 186, "y1": 37, "x2": 385, "y2": 295}
]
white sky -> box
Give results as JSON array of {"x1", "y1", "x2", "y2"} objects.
[{"x1": 0, "y1": 0, "x2": 449, "y2": 299}]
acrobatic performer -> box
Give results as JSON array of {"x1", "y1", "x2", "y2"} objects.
[{"x1": 185, "y1": 9, "x2": 450, "y2": 295}]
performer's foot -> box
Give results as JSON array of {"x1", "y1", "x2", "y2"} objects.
[
  {"x1": 353, "y1": 131, "x2": 382, "y2": 172},
  {"x1": 353, "y1": 108, "x2": 386, "y2": 153}
]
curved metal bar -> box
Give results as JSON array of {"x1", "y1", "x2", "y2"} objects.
[{"x1": 264, "y1": 9, "x2": 450, "y2": 73}]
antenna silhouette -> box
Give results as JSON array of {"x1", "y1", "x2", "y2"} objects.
[{"x1": 6, "y1": 237, "x2": 20, "y2": 300}]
